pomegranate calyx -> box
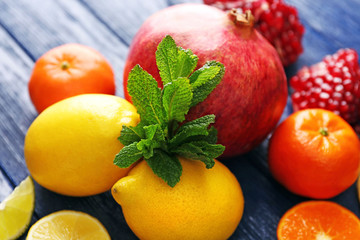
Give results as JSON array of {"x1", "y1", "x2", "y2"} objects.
[{"x1": 228, "y1": 9, "x2": 254, "y2": 28}]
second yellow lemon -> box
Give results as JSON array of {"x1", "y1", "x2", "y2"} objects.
[
  {"x1": 24, "y1": 94, "x2": 139, "y2": 196},
  {"x1": 112, "y1": 157, "x2": 244, "y2": 240}
]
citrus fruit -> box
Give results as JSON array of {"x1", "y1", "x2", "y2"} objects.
[
  {"x1": 24, "y1": 94, "x2": 139, "y2": 196},
  {"x1": 28, "y1": 43, "x2": 115, "y2": 113},
  {"x1": 26, "y1": 210, "x2": 110, "y2": 240},
  {"x1": 268, "y1": 108, "x2": 360, "y2": 199},
  {"x1": 0, "y1": 176, "x2": 35, "y2": 240},
  {"x1": 277, "y1": 201, "x2": 360, "y2": 239},
  {"x1": 112, "y1": 157, "x2": 244, "y2": 240}
]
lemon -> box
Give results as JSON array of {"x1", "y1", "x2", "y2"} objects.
[
  {"x1": 0, "y1": 176, "x2": 35, "y2": 240},
  {"x1": 112, "y1": 157, "x2": 244, "y2": 240},
  {"x1": 26, "y1": 210, "x2": 110, "y2": 240},
  {"x1": 24, "y1": 94, "x2": 140, "y2": 196}
]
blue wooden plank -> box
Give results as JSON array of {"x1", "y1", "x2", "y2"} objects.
[
  {"x1": 0, "y1": 0, "x2": 130, "y2": 96},
  {"x1": 80, "y1": 0, "x2": 168, "y2": 45},
  {"x1": 286, "y1": 0, "x2": 360, "y2": 71},
  {"x1": 0, "y1": 26, "x2": 36, "y2": 186},
  {"x1": 0, "y1": 170, "x2": 13, "y2": 202}
]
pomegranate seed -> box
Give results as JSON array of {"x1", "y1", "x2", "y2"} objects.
[
  {"x1": 204, "y1": 0, "x2": 304, "y2": 66},
  {"x1": 290, "y1": 48, "x2": 360, "y2": 125}
]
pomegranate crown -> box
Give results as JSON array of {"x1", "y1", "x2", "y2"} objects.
[{"x1": 228, "y1": 9, "x2": 255, "y2": 28}]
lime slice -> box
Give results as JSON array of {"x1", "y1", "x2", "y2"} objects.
[
  {"x1": 26, "y1": 210, "x2": 111, "y2": 240},
  {"x1": 0, "y1": 176, "x2": 35, "y2": 240}
]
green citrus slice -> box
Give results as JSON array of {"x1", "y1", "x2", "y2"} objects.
[
  {"x1": 26, "y1": 210, "x2": 111, "y2": 240},
  {"x1": 0, "y1": 176, "x2": 35, "y2": 240}
]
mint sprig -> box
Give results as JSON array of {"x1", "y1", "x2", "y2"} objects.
[{"x1": 114, "y1": 35, "x2": 225, "y2": 187}]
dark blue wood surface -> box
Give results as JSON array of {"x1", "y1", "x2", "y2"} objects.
[{"x1": 0, "y1": 0, "x2": 359, "y2": 239}]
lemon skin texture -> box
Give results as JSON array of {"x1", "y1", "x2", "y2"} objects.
[
  {"x1": 112, "y1": 157, "x2": 244, "y2": 240},
  {"x1": 24, "y1": 94, "x2": 139, "y2": 196}
]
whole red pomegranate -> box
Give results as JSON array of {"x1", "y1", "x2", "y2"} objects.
[{"x1": 124, "y1": 3, "x2": 287, "y2": 157}]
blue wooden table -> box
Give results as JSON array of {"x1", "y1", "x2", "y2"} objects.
[{"x1": 1, "y1": 0, "x2": 360, "y2": 239}]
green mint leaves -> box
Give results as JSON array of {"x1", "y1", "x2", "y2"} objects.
[{"x1": 114, "y1": 35, "x2": 225, "y2": 187}]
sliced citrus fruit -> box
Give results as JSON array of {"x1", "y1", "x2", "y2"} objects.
[
  {"x1": 277, "y1": 201, "x2": 360, "y2": 239},
  {"x1": 26, "y1": 210, "x2": 110, "y2": 240},
  {"x1": 0, "y1": 176, "x2": 35, "y2": 240}
]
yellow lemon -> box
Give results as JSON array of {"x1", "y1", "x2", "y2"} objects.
[
  {"x1": 112, "y1": 157, "x2": 244, "y2": 240},
  {"x1": 26, "y1": 210, "x2": 110, "y2": 240},
  {"x1": 24, "y1": 94, "x2": 139, "y2": 196},
  {"x1": 0, "y1": 176, "x2": 34, "y2": 240}
]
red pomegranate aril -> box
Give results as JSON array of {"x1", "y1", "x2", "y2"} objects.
[
  {"x1": 332, "y1": 92, "x2": 343, "y2": 101},
  {"x1": 340, "y1": 101, "x2": 349, "y2": 113},
  {"x1": 204, "y1": 0, "x2": 304, "y2": 66},
  {"x1": 319, "y1": 92, "x2": 330, "y2": 100},
  {"x1": 343, "y1": 79, "x2": 353, "y2": 91},
  {"x1": 335, "y1": 84, "x2": 344, "y2": 93},
  {"x1": 290, "y1": 48, "x2": 360, "y2": 125},
  {"x1": 344, "y1": 92, "x2": 354, "y2": 103},
  {"x1": 299, "y1": 101, "x2": 308, "y2": 109},
  {"x1": 333, "y1": 77, "x2": 342, "y2": 84},
  {"x1": 314, "y1": 77, "x2": 323, "y2": 86},
  {"x1": 327, "y1": 99, "x2": 339, "y2": 111},
  {"x1": 309, "y1": 98, "x2": 317, "y2": 108},
  {"x1": 321, "y1": 83, "x2": 332, "y2": 93},
  {"x1": 318, "y1": 101, "x2": 326, "y2": 108},
  {"x1": 292, "y1": 92, "x2": 302, "y2": 103}
]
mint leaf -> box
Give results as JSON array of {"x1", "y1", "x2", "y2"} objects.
[
  {"x1": 156, "y1": 35, "x2": 199, "y2": 85},
  {"x1": 144, "y1": 124, "x2": 158, "y2": 140},
  {"x1": 144, "y1": 124, "x2": 166, "y2": 142},
  {"x1": 135, "y1": 124, "x2": 166, "y2": 159},
  {"x1": 185, "y1": 126, "x2": 218, "y2": 144},
  {"x1": 137, "y1": 139, "x2": 161, "y2": 159},
  {"x1": 146, "y1": 150, "x2": 182, "y2": 187},
  {"x1": 162, "y1": 77, "x2": 193, "y2": 123},
  {"x1": 193, "y1": 141, "x2": 225, "y2": 159},
  {"x1": 118, "y1": 123, "x2": 145, "y2": 146},
  {"x1": 172, "y1": 143, "x2": 215, "y2": 169},
  {"x1": 173, "y1": 141, "x2": 224, "y2": 169},
  {"x1": 156, "y1": 35, "x2": 178, "y2": 85},
  {"x1": 169, "y1": 115, "x2": 215, "y2": 147},
  {"x1": 114, "y1": 142, "x2": 143, "y2": 168},
  {"x1": 189, "y1": 61, "x2": 225, "y2": 107},
  {"x1": 127, "y1": 65, "x2": 166, "y2": 127},
  {"x1": 116, "y1": 35, "x2": 226, "y2": 187},
  {"x1": 174, "y1": 47, "x2": 198, "y2": 78}
]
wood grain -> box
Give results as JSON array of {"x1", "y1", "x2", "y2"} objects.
[{"x1": 0, "y1": 0, "x2": 129, "y2": 96}]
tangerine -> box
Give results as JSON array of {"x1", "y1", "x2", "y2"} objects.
[
  {"x1": 28, "y1": 43, "x2": 115, "y2": 113},
  {"x1": 268, "y1": 109, "x2": 360, "y2": 199},
  {"x1": 277, "y1": 201, "x2": 360, "y2": 239}
]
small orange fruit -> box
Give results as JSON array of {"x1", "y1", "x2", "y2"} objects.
[
  {"x1": 29, "y1": 43, "x2": 115, "y2": 113},
  {"x1": 277, "y1": 201, "x2": 360, "y2": 239},
  {"x1": 268, "y1": 109, "x2": 360, "y2": 199}
]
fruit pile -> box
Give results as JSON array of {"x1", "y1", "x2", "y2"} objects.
[{"x1": 1, "y1": 1, "x2": 360, "y2": 240}]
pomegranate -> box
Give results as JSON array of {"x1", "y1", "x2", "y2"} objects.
[{"x1": 123, "y1": 3, "x2": 287, "y2": 157}]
